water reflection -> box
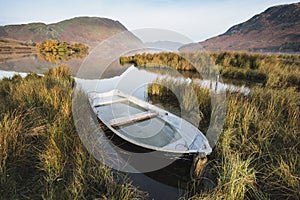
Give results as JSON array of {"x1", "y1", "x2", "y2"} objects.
[
  {"x1": 37, "y1": 51, "x2": 87, "y2": 63},
  {"x1": 0, "y1": 52, "x2": 129, "y2": 79},
  {"x1": 0, "y1": 51, "x2": 252, "y2": 95},
  {"x1": 0, "y1": 69, "x2": 28, "y2": 79},
  {"x1": 0, "y1": 52, "x2": 37, "y2": 63},
  {"x1": 0, "y1": 53, "x2": 77, "y2": 74}
]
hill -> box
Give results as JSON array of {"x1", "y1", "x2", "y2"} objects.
[
  {"x1": 144, "y1": 41, "x2": 184, "y2": 52},
  {"x1": 180, "y1": 2, "x2": 300, "y2": 53},
  {"x1": 0, "y1": 17, "x2": 136, "y2": 48}
]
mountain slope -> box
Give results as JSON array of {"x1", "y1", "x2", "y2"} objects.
[
  {"x1": 0, "y1": 17, "x2": 134, "y2": 48},
  {"x1": 144, "y1": 41, "x2": 183, "y2": 51},
  {"x1": 180, "y1": 2, "x2": 300, "y2": 52}
]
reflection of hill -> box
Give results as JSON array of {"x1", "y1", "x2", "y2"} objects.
[
  {"x1": 0, "y1": 53, "x2": 37, "y2": 63},
  {"x1": 0, "y1": 37, "x2": 37, "y2": 54},
  {"x1": 76, "y1": 30, "x2": 145, "y2": 79},
  {"x1": 0, "y1": 30, "x2": 145, "y2": 79},
  {"x1": 0, "y1": 37, "x2": 38, "y2": 63},
  {"x1": 0, "y1": 54, "x2": 56, "y2": 73},
  {"x1": 0, "y1": 52, "x2": 128, "y2": 79},
  {"x1": 37, "y1": 51, "x2": 87, "y2": 63},
  {"x1": 0, "y1": 53, "x2": 89, "y2": 75}
]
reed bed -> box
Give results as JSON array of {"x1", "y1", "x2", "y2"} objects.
[
  {"x1": 147, "y1": 52, "x2": 300, "y2": 199},
  {"x1": 0, "y1": 65, "x2": 145, "y2": 199}
]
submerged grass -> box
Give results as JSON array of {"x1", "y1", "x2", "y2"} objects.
[{"x1": 0, "y1": 65, "x2": 145, "y2": 199}]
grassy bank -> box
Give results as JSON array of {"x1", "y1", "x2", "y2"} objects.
[
  {"x1": 0, "y1": 65, "x2": 145, "y2": 199},
  {"x1": 147, "y1": 65, "x2": 300, "y2": 199},
  {"x1": 120, "y1": 52, "x2": 300, "y2": 88}
]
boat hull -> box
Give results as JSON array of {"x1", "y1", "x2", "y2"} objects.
[{"x1": 88, "y1": 89, "x2": 212, "y2": 156}]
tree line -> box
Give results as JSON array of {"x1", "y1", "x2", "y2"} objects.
[
  {"x1": 37, "y1": 40, "x2": 88, "y2": 53},
  {"x1": 36, "y1": 40, "x2": 88, "y2": 62}
]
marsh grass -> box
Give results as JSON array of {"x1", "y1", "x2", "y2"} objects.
[
  {"x1": 121, "y1": 52, "x2": 300, "y2": 89},
  {"x1": 1, "y1": 51, "x2": 299, "y2": 199},
  {"x1": 148, "y1": 58, "x2": 300, "y2": 199},
  {"x1": 194, "y1": 86, "x2": 299, "y2": 199},
  {"x1": 0, "y1": 65, "x2": 145, "y2": 199},
  {"x1": 147, "y1": 78, "x2": 206, "y2": 127}
]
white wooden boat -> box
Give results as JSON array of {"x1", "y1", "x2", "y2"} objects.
[{"x1": 88, "y1": 89, "x2": 212, "y2": 158}]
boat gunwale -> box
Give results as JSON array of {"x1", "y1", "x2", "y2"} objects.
[{"x1": 88, "y1": 89, "x2": 212, "y2": 155}]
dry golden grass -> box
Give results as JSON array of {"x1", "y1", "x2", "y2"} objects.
[{"x1": 0, "y1": 65, "x2": 146, "y2": 199}]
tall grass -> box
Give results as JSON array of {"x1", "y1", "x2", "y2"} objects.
[
  {"x1": 147, "y1": 78, "x2": 207, "y2": 127},
  {"x1": 121, "y1": 52, "x2": 300, "y2": 88},
  {"x1": 1, "y1": 52, "x2": 299, "y2": 199},
  {"x1": 0, "y1": 65, "x2": 145, "y2": 199},
  {"x1": 149, "y1": 69, "x2": 299, "y2": 199},
  {"x1": 188, "y1": 86, "x2": 299, "y2": 199}
]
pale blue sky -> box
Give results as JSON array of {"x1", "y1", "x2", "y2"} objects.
[{"x1": 0, "y1": 0, "x2": 298, "y2": 41}]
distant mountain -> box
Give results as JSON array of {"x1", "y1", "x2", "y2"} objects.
[
  {"x1": 144, "y1": 41, "x2": 184, "y2": 52},
  {"x1": 0, "y1": 17, "x2": 140, "y2": 48},
  {"x1": 180, "y1": 2, "x2": 300, "y2": 53}
]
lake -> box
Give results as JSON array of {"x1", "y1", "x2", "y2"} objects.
[{"x1": 0, "y1": 53, "x2": 250, "y2": 199}]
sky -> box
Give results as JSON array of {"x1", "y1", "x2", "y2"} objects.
[{"x1": 0, "y1": 0, "x2": 298, "y2": 42}]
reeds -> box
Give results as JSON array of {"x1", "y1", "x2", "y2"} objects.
[
  {"x1": 147, "y1": 78, "x2": 204, "y2": 127},
  {"x1": 1, "y1": 51, "x2": 299, "y2": 199},
  {"x1": 0, "y1": 65, "x2": 145, "y2": 199},
  {"x1": 121, "y1": 52, "x2": 300, "y2": 88},
  {"x1": 193, "y1": 86, "x2": 299, "y2": 199},
  {"x1": 147, "y1": 62, "x2": 300, "y2": 199}
]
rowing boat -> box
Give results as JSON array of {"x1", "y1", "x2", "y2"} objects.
[{"x1": 88, "y1": 89, "x2": 212, "y2": 158}]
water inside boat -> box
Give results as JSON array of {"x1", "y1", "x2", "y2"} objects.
[{"x1": 94, "y1": 99, "x2": 182, "y2": 148}]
